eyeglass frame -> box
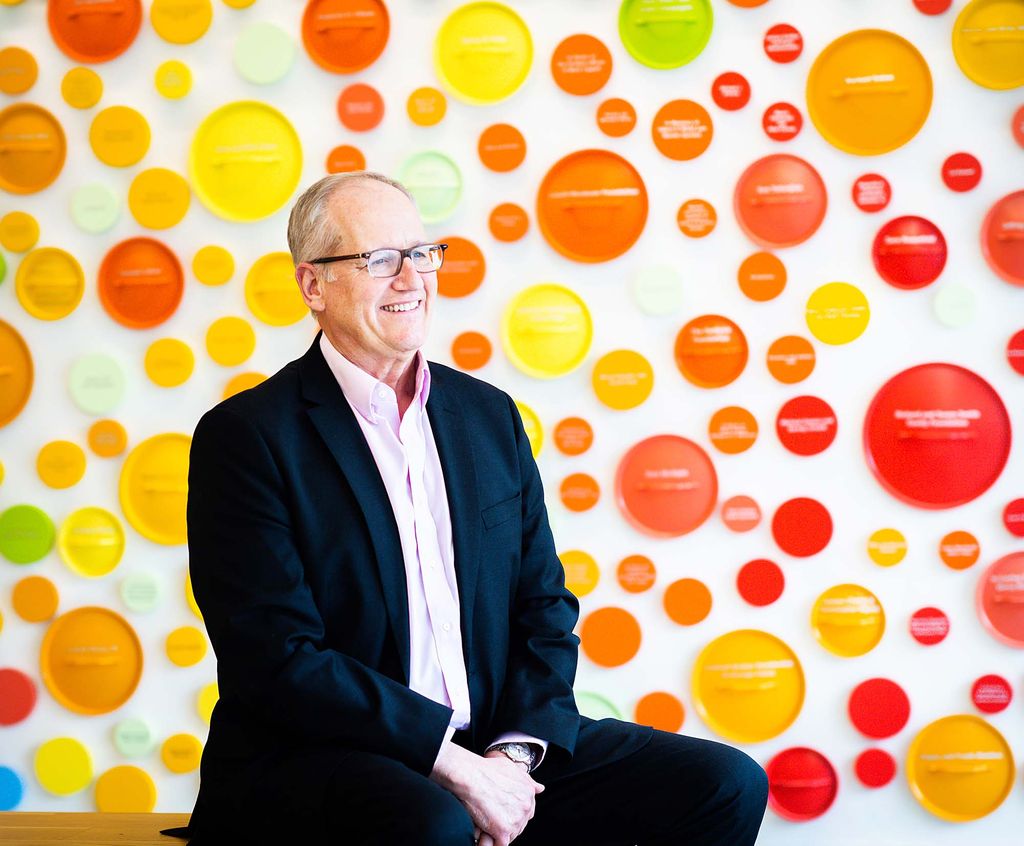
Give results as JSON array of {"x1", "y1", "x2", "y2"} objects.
[{"x1": 308, "y1": 243, "x2": 449, "y2": 278}]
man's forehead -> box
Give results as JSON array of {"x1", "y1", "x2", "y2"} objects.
[{"x1": 327, "y1": 180, "x2": 423, "y2": 245}]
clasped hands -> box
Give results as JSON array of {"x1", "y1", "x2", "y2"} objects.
[{"x1": 431, "y1": 742, "x2": 545, "y2": 846}]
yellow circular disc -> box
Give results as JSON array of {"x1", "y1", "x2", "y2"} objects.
[
  {"x1": 89, "y1": 106, "x2": 151, "y2": 168},
  {"x1": 190, "y1": 101, "x2": 302, "y2": 222},
  {"x1": 811, "y1": 583, "x2": 885, "y2": 657},
  {"x1": 119, "y1": 433, "x2": 190, "y2": 545},
  {"x1": 561, "y1": 549, "x2": 599, "y2": 597},
  {"x1": 185, "y1": 570, "x2": 203, "y2": 620},
  {"x1": 128, "y1": 168, "x2": 190, "y2": 229},
  {"x1": 206, "y1": 316, "x2": 256, "y2": 366},
  {"x1": 154, "y1": 60, "x2": 192, "y2": 99},
  {"x1": 806, "y1": 30, "x2": 932, "y2": 155},
  {"x1": 94, "y1": 765, "x2": 157, "y2": 812},
  {"x1": 953, "y1": 0, "x2": 1024, "y2": 90},
  {"x1": 223, "y1": 371, "x2": 267, "y2": 399},
  {"x1": 58, "y1": 507, "x2": 126, "y2": 578},
  {"x1": 435, "y1": 1, "x2": 533, "y2": 105},
  {"x1": 12, "y1": 574, "x2": 59, "y2": 622},
  {"x1": 161, "y1": 733, "x2": 202, "y2": 774},
  {"x1": 0, "y1": 46, "x2": 38, "y2": 95},
  {"x1": 151, "y1": 0, "x2": 213, "y2": 44},
  {"x1": 502, "y1": 284, "x2": 593, "y2": 379},
  {"x1": 407, "y1": 86, "x2": 447, "y2": 126},
  {"x1": 15, "y1": 247, "x2": 85, "y2": 321},
  {"x1": 592, "y1": 349, "x2": 654, "y2": 410},
  {"x1": 61, "y1": 67, "x2": 103, "y2": 109},
  {"x1": 37, "y1": 440, "x2": 86, "y2": 489},
  {"x1": 0, "y1": 211, "x2": 39, "y2": 252},
  {"x1": 692, "y1": 629, "x2": 805, "y2": 743},
  {"x1": 245, "y1": 252, "x2": 306, "y2": 326},
  {"x1": 165, "y1": 625, "x2": 207, "y2": 667},
  {"x1": 867, "y1": 528, "x2": 907, "y2": 567},
  {"x1": 35, "y1": 738, "x2": 92, "y2": 796},
  {"x1": 144, "y1": 339, "x2": 194, "y2": 388},
  {"x1": 514, "y1": 400, "x2": 542, "y2": 457},
  {"x1": 222, "y1": 0, "x2": 255, "y2": 6},
  {"x1": 805, "y1": 282, "x2": 870, "y2": 346},
  {"x1": 192, "y1": 245, "x2": 234, "y2": 286},
  {"x1": 197, "y1": 681, "x2": 219, "y2": 723},
  {"x1": 907, "y1": 714, "x2": 1015, "y2": 821}
]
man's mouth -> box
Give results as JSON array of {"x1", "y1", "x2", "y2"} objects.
[{"x1": 381, "y1": 301, "x2": 420, "y2": 313}]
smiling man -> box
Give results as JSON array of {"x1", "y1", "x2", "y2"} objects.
[{"x1": 182, "y1": 172, "x2": 768, "y2": 845}]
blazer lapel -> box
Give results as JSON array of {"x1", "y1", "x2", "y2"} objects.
[{"x1": 299, "y1": 336, "x2": 411, "y2": 683}]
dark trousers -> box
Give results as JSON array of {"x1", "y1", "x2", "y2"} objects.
[{"x1": 323, "y1": 724, "x2": 768, "y2": 846}]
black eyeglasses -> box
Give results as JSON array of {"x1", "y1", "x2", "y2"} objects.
[{"x1": 310, "y1": 243, "x2": 448, "y2": 278}]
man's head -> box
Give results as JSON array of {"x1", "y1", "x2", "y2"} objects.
[{"x1": 290, "y1": 172, "x2": 438, "y2": 377}]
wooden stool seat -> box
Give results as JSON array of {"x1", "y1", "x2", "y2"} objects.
[{"x1": 0, "y1": 812, "x2": 190, "y2": 845}]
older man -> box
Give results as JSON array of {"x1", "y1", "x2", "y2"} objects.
[{"x1": 182, "y1": 172, "x2": 768, "y2": 845}]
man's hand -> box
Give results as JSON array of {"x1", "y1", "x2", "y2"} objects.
[{"x1": 430, "y1": 741, "x2": 544, "y2": 846}]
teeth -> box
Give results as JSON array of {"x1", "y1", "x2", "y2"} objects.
[{"x1": 381, "y1": 302, "x2": 419, "y2": 312}]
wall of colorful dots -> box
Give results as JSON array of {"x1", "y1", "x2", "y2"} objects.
[{"x1": 0, "y1": 0, "x2": 1022, "y2": 841}]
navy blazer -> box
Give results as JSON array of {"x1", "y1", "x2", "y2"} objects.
[{"x1": 186, "y1": 334, "x2": 648, "y2": 834}]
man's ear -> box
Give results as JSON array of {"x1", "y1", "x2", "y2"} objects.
[{"x1": 295, "y1": 263, "x2": 326, "y2": 315}]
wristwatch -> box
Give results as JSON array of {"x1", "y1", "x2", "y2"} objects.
[{"x1": 490, "y1": 741, "x2": 537, "y2": 771}]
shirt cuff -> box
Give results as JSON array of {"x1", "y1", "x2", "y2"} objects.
[
  {"x1": 486, "y1": 732, "x2": 549, "y2": 771},
  {"x1": 432, "y1": 724, "x2": 458, "y2": 772}
]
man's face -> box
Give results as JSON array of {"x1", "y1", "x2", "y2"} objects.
[{"x1": 314, "y1": 180, "x2": 436, "y2": 371}]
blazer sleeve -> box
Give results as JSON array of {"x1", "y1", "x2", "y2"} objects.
[
  {"x1": 489, "y1": 394, "x2": 582, "y2": 762},
  {"x1": 187, "y1": 403, "x2": 453, "y2": 775}
]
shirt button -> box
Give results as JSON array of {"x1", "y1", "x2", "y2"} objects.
[
  {"x1": 377, "y1": 387, "x2": 387, "y2": 398},
  {"x1": 442, "y1": 622, "x2": 452, "y2": 632}
]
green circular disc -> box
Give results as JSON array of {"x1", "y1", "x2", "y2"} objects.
[
  {"x1": 0, "y1": 504, "x2": 55, "y2": 564},
  {"x1": 68, "y1": 353, "x2": 125, "y2": 416},
  {"x1": 631, "y1": 265, "x2": 684, "y2": 316},
  {"x1": 575, "y1": 690, "x2": 623, "y2": 721},
  {"x1": 933, "y1": 283, "x2": 976, "y2": 328},
  {"x1": 397, "y1": 151, "x2": 462, "y2": 224},
  {"x1": 70, "y1": 184, "x2": 120, "y2": 234},
  {"x1": 234, "y1": 22, "x2": 295, "y2": 85},
  {"x1": 112, "y1": 718, "x2": 154, "y2": 757},
  {"x1": 0, "y1": 251, "x2": 6, "y2": 284},
  {"x1": 619, "y1": 0, "x2": 713, "y2": 70},
  {"x1": 120, "y1": 571, "x2": 161, "y2": 613}
]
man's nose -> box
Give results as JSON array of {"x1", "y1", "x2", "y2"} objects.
[{"x1": 392, "y1": 255, "x2": 425, "y2": 288}]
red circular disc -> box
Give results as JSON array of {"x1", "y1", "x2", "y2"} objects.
[
  {"x1": 852, "y1": 173, "x2": 891, "y2": 213},
  {"x1": 763, "y1": 24, "x2": 803, "y2": 64},
  {"x1": 855, "y1": 749, "x2": 897, "y2": 788},
  {"x1": 848, "y1": 678, "x2": 910, "y2": 739},
  {"x1": 766, "y1": 747, "x2": 837, "y2": 821},
  {"x1": 942, "y1": 152, "x2": 982, "y2": 192},
  {"x1": 872, "y1": 216, "x2": 947, "y2": 289},
  {"x1": 909, "y1": 607, "x2": 949, "y2": 645},
  {"x1": 1008, "y1": 329, "x2": 1024, "y2": 375},
  {"x1": 1013, "y1": 105, "x2": 1024, "y2": 149},
  {"x1": 863, "y1": 363, "x2": 1011, "y2": 509},
  {"x1": 1004, "y1": 499, "x2": 1024, "y2": 537},
  {"x1": 711, "y1": 72, "x2": 750, "y2": 111},
  {"x1": 674, "y1": 314, "x2": 748, "y2": 388},
  {"x1": 772, "y1": 498, "x2": 832, "y2": 557},
  {"x1": 302, "y1": 0, "x2": 390, "y2": 74},
  {"x1": 776, "y1": 395, "x2": 837, "y2": 456},
  {"x1": 615, "y1": 435, "x2": 718, "y2": 538},
  {"x1": 981, "y1": 190, "x2": 1024, "y2": 286},
  {"x1": 971, "y1": 674, "x2": 1012, "y2": 714},
  {"x1": 0, "y1": 668, "x2": 37, "y2": 725},
  {"x1": 49, "y1": 0, "x2": 142, "y2": 63},
  {"x1": 976, "y1": 552, "x2": 1024, "y2": 648},
  {"x1": 737, "y1": 559, "x2": 784, "y2": 607},
  {"x1": 98, "y1": 238, "x2": 184, "y2": 329},
  {"x1": 913, "y1": 0, "x2": 953, "y2": 14},
  {"x1": 337, "y1": 83, "x2": 384, "y2": 132},
  {"x1": 734, "y1": 155, "x2": 827, "y2": 249},
  {"x1": 763, "y1": 102, "x2": 802, "y2": 141},
  {"x1": 721, "y1": 495, "x2": 761, "y2": 532}
]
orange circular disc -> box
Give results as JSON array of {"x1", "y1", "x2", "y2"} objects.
[
  {"x1": 436, "y1": 236, "x2": 485, "y2": 297},
  {"x1": 738, "y1": 252, "x2": 787, "y2": 301},
  {"x1": 597, "y1": 97, "x2": 636, "y2": 137},
  {"x1": 98, "y1": 238, "x2": 184, "y2": 329},
  {"x1": 0, "y1": 319, "x2": 33, "y2": 428},
  {"x1": 551, "y1": 34, "x2": 613, "y2": 96},
  {"x1": 336, "y1": 83, "x2": 384, "y2": 132},
  {"x1": 635, "y1": 692, "x2": 685, "y2": 732},
  {"x1": 489, "y1": 202, "x2": 529, "y2": 242},
  {"x1": 302, "y1": 0, "x2": 390, "y2": 74},
  {"x1": 478, "y1": 123, "x2": 526, "y2": 172},
  {"x1": 406, "y1": 86, "x2": 446, "y2": 126},
  {"x1": 0, "y1": 47, "x2": 38, "y2": 95},
  {"x1": 652, "y1": 100, "x2": 713, "y2": 160},
  {"x1": 0, "y1": 104, "x2": 66, "y2": 195},
  {"x1": 617, "y1": 554, "x2": 656, "y2": 593},
  {"x1": 451, "y1": 331, "x2": 492, "y2": 370},
  {"x1": 554, "y1": 417, "x2": 593, "y2": 456},
  {"x1": 580, "y1": 607, "x2": 641, "y2": 667},
  {"x1": 708, "y1": 406, "x2": 758, "y2": 454},
  {"x1": 12, "y1": 575, "x2": 59, "y2": 622},
  {"x1": 939, "y1": 530, "x2": 980, "y2": 571},
  {"x1": 560, "y1": 472, "x2": 600, "y2": 512},
  {"x1": 326, "y1": 144, "x2": 365, "y2": 173},
  {"x1": 49, "y1": 0, "x2": 143, "y2": 63},
  {"x1": 734, "y1": 154, "x2": 828, "y2": 248},
  {"x1": 537, "y1": 149, "x2": 648, "y2": 263},
  {"x1": 88, "y1": 420, "x2": 128, "y2": 457},
  {"x1": 677, "y1": 199, "x2": 716, "y2": 238},
  {"x1": 675, "y1": 315, "x2": 749, "y2": 388},
  {"x1": 664, "y1": 578, "x2": 712, "y2": 625},
  {"x1": 767, "y1": 336, "x2": 816, "y2": 384}
]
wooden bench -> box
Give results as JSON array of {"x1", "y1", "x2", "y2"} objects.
[{"x1": 0, "y1": 813, "x2": 190, "y2": 845}]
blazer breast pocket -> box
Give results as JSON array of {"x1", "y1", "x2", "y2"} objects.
[{"x1": 481, "y1": 493, "x2": 521, "y2": 530}]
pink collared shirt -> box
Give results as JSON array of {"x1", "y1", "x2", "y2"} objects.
[{"x1": 319, "y1": 335, "x2": 546, "y2": 765}]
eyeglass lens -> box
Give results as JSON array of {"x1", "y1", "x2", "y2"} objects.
[{"x1": 367, "y1": 244, "x2": 445, "y2": 277}]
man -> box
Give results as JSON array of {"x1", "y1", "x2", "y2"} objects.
[{"x1": 182, "y1": 172, "x2": 768, "y2": 845}]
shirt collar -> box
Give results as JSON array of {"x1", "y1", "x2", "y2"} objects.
[{"x1": 319, "y1": 332, "x2": 431, "y2": 423}]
